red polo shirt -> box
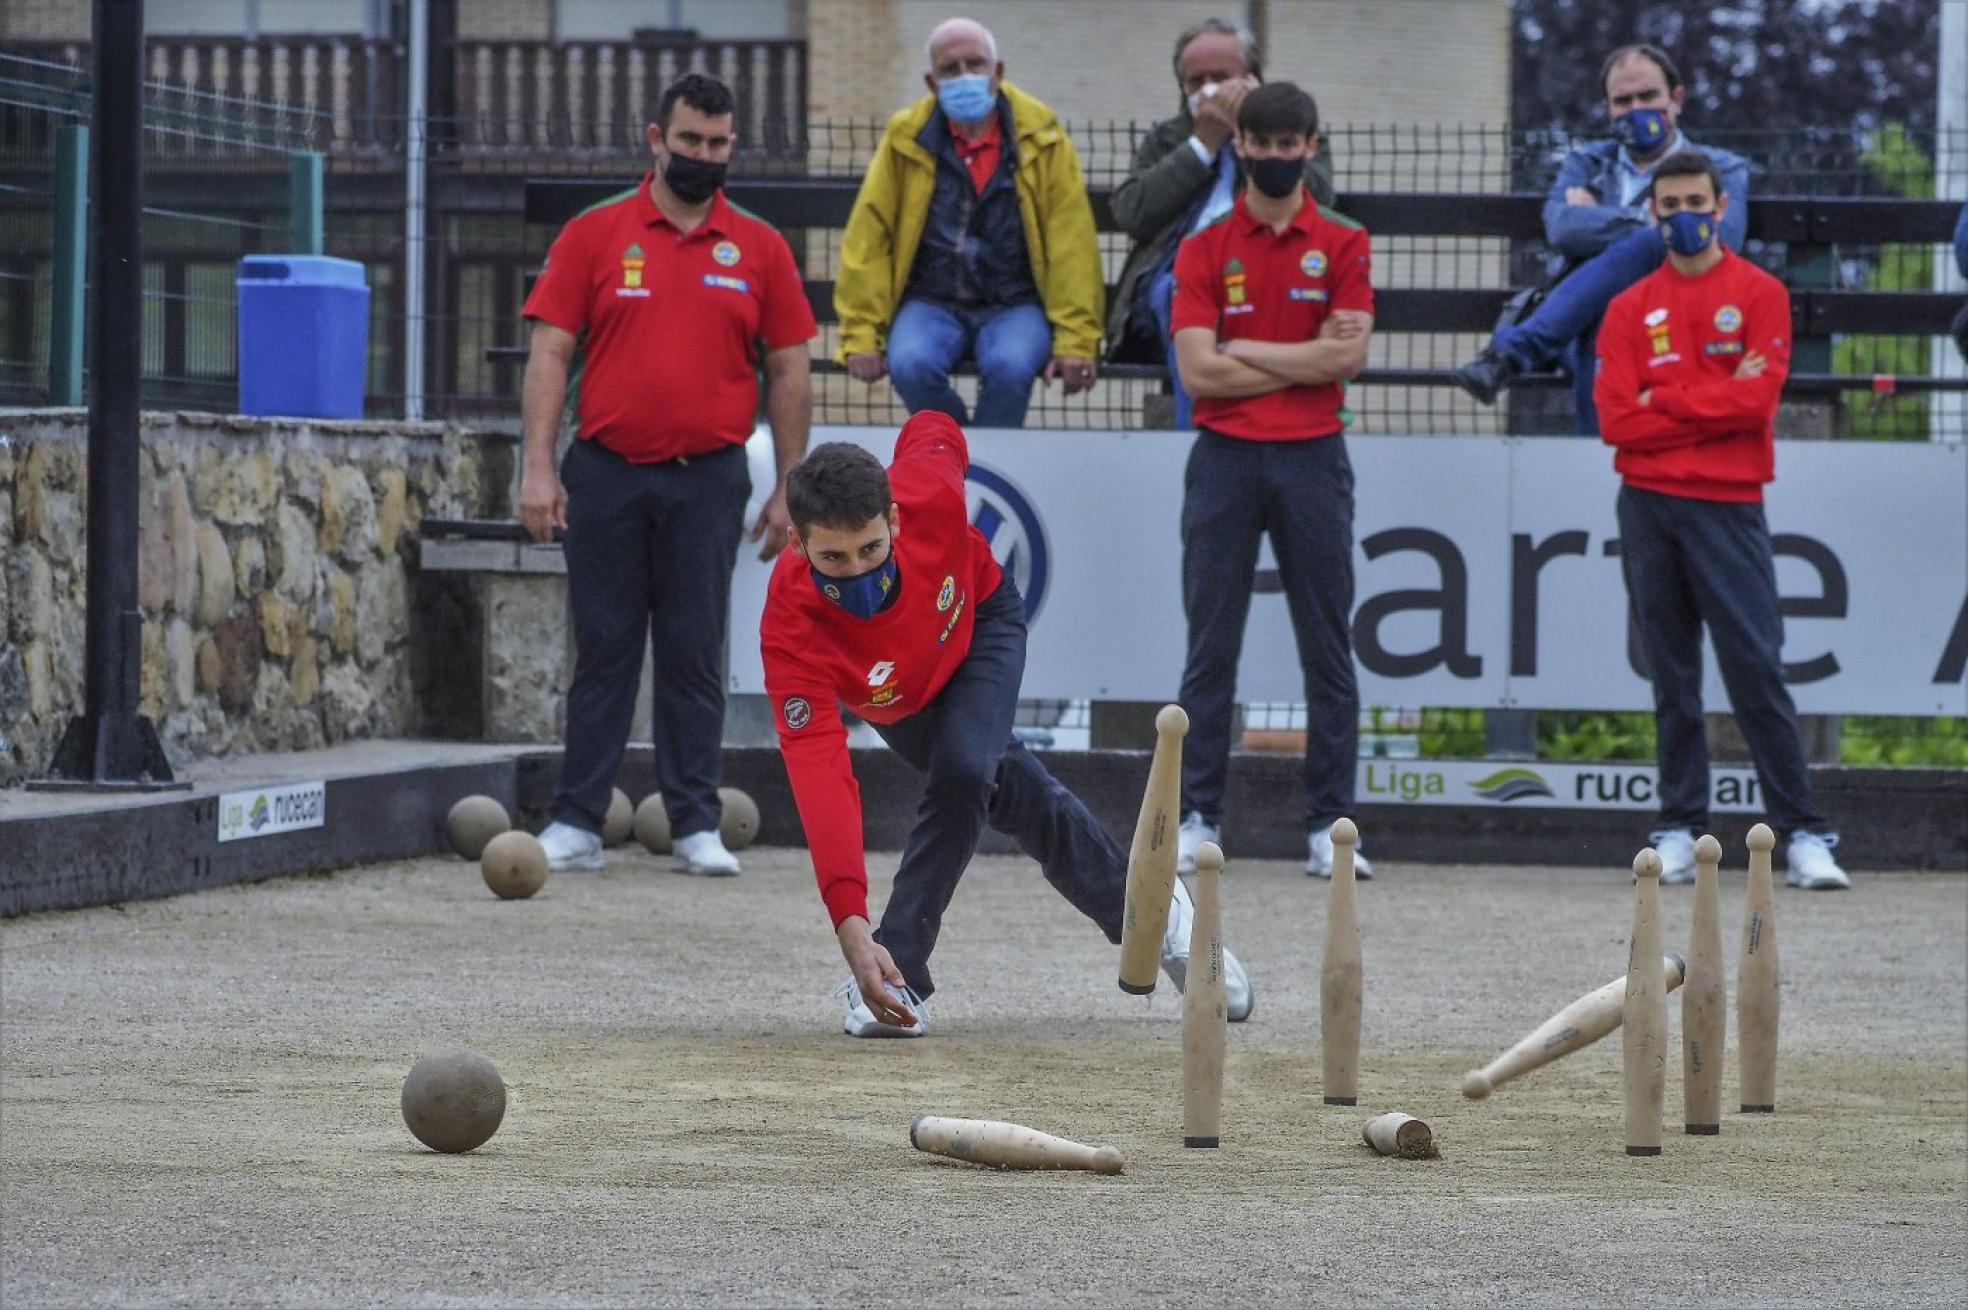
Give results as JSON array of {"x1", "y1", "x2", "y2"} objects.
[
  {"x1": 522, "y1": 176, "x2": 817, "y2": 462},
  {"x1": 950, "y1": 116, "x2": 1002, "y2": 193},
  {"x1": 1170, "y1": 191, "x2": 1374, "y2": 440}
]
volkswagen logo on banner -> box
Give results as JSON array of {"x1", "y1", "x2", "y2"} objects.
[{"x1": 966, "y1": 462, "x2": 1049, "y2": 621}]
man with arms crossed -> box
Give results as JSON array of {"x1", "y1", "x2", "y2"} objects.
[
  {"x1": 1169, "y1": 82, "x2": 1376, "y2": 880},
  {"x1": 763, "y1": 413, "x2": 1254, "y2": 1035},
  {"x1": 1593, "y1": 150, "x2": 1849, "y2": 889}
]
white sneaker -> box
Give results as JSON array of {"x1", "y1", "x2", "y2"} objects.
[
  {"x1": 1306, "y1": 823, "x2": 1374, "y2": 880},
  {"x1": 538, "y1": 820, "x2": 603, "y2": 872},
  {"x1": 1785, "y1": 831, "x2": 1850, "y2": 890},
  {"x1": 674, "y1": 830, "x2": 741, "y2": 877},
  {"x1": 1650, "y1": 828, "x2": 1698, "y2": 885},
  {"x1": 836, "y1": 977, "x2": 926, "y2": 1038},
  {"x1": 1175, "y1": 813, "x2": 1219, "y2": 877},
  {"x1": 1159, "y1": 873, "x2": 1254, "y2": 1022}
]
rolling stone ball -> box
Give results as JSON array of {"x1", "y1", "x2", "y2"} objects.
[
  {"x1": 633, "y1": 793, "x2": 672, "y2": 855},
  {"x1": 401, "y1": 1048, "x2": 507, "y2": 1153},
  {"x1": 480, "y1": 830, "x2": 548, "y2": 899},
  {"x1": 446, "y1": 795, "x2": 510, "y2": 860},
  {"x1": 718, "y1": 786, "x2": 759, "y2": 851},
  {"x1": 602, "y1": 787, "x2": 634, "y2": 847}
]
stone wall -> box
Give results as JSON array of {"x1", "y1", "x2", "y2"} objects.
[{"x1": 0, "y1": 410, "x2": 504, "y2": 784}]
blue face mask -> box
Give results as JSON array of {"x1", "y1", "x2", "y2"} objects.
[
  {"x1": 813, "y1": 552, "x2": 900, "y2": 620},
  {"x1": 1662, "y1": 209, "x2": 1717, "y2": 256},
  {"x1": 1615, "y1": 106, "x2": 1670, "y2": 153},
  {"x1": 936, "y1": 73, "x2": 996, "y2": 125}
]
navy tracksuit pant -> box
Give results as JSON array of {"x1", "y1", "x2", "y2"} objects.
[
  {"x1": 1179, "y1": 429, "x2": 1359, "y2": 831},
  {"x1": 1616, "y1": 485, "x2": 1831, "y2": 838},
  {"x1": 871, "y1": 578, "x2": 1129, "y2": 1000},
  {"x1": 552, "y1": 438, "x2": 749, "y2": 839}
]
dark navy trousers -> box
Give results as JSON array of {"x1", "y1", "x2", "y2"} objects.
[
  {"x1": 1178, "y1": 429, "x2": 1359, "y2": 832},
  {"x1": 1616, "y1": 485, "x2": 1831, "y2": 838},
  {"x1": 871, "y1": 579, "x2": 1129, "y2": 999},
  {"x1": 553, "y1": 438, "x2": 749, "y2": 839}
]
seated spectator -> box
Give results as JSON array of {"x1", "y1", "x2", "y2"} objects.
[
  {"x1": 1952, "y1": 200, "x2": 1968, "y2": 362},
  {"x1": 1450, "y1": 43, "x2": 1749, "y2": 434},
  {"x1": 1108, "y1": 17, "x2": 1337, "y2": 428},
  {"x1": 836, "y1": 17, "x2": 1101, "y2": 428}
]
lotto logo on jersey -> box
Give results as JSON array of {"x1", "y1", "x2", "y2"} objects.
[
  {"x1": 866, "y1": 660, "x2": 895, "y2": 687},
  {"x1": 782, "y1": 697, "x2": 811, "y2": 730}
]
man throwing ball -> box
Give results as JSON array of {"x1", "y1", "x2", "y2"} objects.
[{"x1": 763, "y1": 411, "x2": 1253, "y2": 1035}]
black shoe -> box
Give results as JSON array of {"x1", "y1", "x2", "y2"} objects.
[{"x1": 1449, "y1": 349, "x2": 1520, "y2": 405}]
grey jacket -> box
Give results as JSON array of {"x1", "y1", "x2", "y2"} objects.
[{"x1": 1106, "y1": 111, "x2": 1338, "y2": 358}]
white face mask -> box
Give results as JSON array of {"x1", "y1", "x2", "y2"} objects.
[{"x1": 1186, "y1": 81, "x2": 1221, "y2": 118}]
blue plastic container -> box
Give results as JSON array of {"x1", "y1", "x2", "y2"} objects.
[{"x1": 236, "y1": 255, "x2": 370, "y2": 419}]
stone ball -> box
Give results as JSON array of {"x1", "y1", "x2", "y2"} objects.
[
  {"x1": 480, "y1": 830, "x2": 548, "y2": 900},
  {"x1": 718, "y1": 786, "x2": 759, "y2": 851},
  {"x1": 602, "y1": 787, "x2": 634, "y2": 847},
  {"x1": 401, "y1": 1047, "x2": 507, "y2": 1153},
  {"x1": 633, "y1": 793, "x2": 671, "y2": 855},
  {"x1": 445, "y1": 795, "x2": 509, "y2": 860}
]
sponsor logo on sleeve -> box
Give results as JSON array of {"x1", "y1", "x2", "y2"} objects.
[
  {"x1": 783, "y1": 697, "x2": 811, "y2": 730},
  {"x1": 702, "y1": 274, "x2": 750, "y2": 293}
]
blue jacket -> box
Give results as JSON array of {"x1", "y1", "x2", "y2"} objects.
[
  {"x1": 1953, "y1": 200, "x2": 1968, "y2": 281},
  {"x1": 901, "y1": 99, "x2": 1041, "y2": 311},
  {"x1": 1542, "y1": 135, "x2": 1752, "y2": 262}
]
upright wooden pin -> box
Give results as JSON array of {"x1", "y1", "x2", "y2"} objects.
[
  {"x1": 1118, "y1": 704, "x2": 1187, "y2": 995},
  {"x1": 1321, "y1": 817, "x2": 1363, "y2": 1106},
  {"x1": 1683, "y1": 833, "x2": 1726, "y2": 1135},
  {"x1": 1623, "y1": 848, "x2": 1668, "y2": 1157},
  {"x1": 1738, "y1": 822, "x2": 1780, "y2": 1113},
  {"x1": 1182, "y1": 841, "x2": 1227, "y2": 1147}
]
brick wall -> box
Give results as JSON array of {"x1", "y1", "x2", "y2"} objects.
[
  {"x1": 457, "y1": 0, "x2": 554, "y2": 40},
  {"x1": 1, "y1": 0, "x2": 88, "y2": 40}
]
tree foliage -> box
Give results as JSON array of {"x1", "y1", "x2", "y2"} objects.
[{"x1": 1512, "y1": 0, "x2": 1940, "y2": 139}]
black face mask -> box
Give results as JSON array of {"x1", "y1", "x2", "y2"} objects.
[
  {"x1": 1248, "y1": 155, "x2": 1303, "y2": 200},
  {"x1": 663, "y1": 151, "x2": 726, "y2": 205}
]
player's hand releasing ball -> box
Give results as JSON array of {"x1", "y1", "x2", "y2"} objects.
[{"x1": 836, "y1": 915, "x2": 918, "y2": 1026}]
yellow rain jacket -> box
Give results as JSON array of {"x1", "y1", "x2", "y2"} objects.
[{"x1": 835, "y1": 81, "x2": 1103, "y2": 362}]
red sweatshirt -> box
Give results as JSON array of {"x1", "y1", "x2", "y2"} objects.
[
  {"x1": 1593, "y1": 247, "x2": 1791, "y2": 503},
  {"x1": 761, "y1": 412, "x2": 1004, "y2": 927}
]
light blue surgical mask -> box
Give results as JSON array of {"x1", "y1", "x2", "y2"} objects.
[
  {"x1": 936, "y1": 73, "x2": 996, "y2": 126},
  {"x1": 812, "y1": 552, "x2": 900, "y2": 620},
  {"x1": 1662, "y1": 209, "x2": 1717, "y2": 256}
]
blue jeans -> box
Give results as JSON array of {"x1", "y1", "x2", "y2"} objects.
[
  {"x1": 1150, "y1": 268, "x2": 1195, "y2": 430},
  {"x1": 1494, "y1": 227, "x2": 1667, "y2": 435},
  {"x1": 887, "y1": 298, "x2": 1052, "y2": 429}
]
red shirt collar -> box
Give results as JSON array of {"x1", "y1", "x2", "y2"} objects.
[
  {"x1": 634, "y1": 171, "x2": 731, "y2": 238},
  {"x1": 949, "y1": 115, "x2": 1002, "y2": 158},
  {"x1": 1235, "y1": 189, "x2": 1319, "y2": 236}
]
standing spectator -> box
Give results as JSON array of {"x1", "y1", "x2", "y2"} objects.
[
  {"x1": 516, "y1": 73, "x2": 817, "y2": 875},
  {"x1": 836, "y1": 17, "x2": 1102, "y2": 428},
  {"x1": 1450, "y1": 44, "x2": 1750, "y2": 434},
  {"x1": 1593, "y1": 150, "x2": 1848, "y2": 889},
  {"x1": 1168, "y1": 82, "x2": 1377, "y2": 881},
  {"x1": 1108, "y1": 17, "x2": 1338, "y2": 428}
]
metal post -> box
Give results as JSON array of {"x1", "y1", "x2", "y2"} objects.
[
  {"x1": 50, "y1": 123, "x2": 89, "y2": 408},
  {"x1": 38, "y1": 0, "x2": 178, "y2": 789},
  {"x1": 403, "y1": 0, "x2": 429, "y2": 421},
  {"x1": 289, "y1": 150, "x2": 325, "y2": 254}
]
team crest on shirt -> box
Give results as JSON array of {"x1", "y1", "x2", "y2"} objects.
[
  {"x1": 617, "y1": 243, "x2": 651, "y2": 297},
  {"x1": 936, "y1": 575, "x2": 956, "y2": 612},
  {"x1": 1223, "y1": 257, "x2": 1248, "y2": 307},
  {"x1": 712, "y1": 240, "x2": 741, "y2": 266},
  {"x1": 1300, "y1": 249, "x2": 1327, "y2": 277},
  {"x1": 1713, "y1": 305, "x2": 1743, "y2": 333},
  {"x1": 783, "y1": 697, "x2": 811, "y2": 730}
]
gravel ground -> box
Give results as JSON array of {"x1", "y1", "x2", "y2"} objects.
[{"x1": 3, "y1": 841, "x2": 1964, "y2": 1308}]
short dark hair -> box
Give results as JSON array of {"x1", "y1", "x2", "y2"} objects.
[
  {"x1": 1647, "y1": 149, "x2": 1723, "y2": 201},
  {"x1": 657, "y1": 72, "x2": 734, "y2": 129},
  {"x1": 786, "y1": 443, "x2": 892, "y2": 533},
  {"x1": 1237, "y1": 80, "x2": 1318, "y2": 140},
  {"x1": 1171, "y1": 18, "x2": 1261, "y2": 81},
  {"x1": 1599, "y1": 43, "x2": 1681, "y2": 98}
]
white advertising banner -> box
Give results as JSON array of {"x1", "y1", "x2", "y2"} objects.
[
  {"x1": 216, "y1": 781, "x2": 327, "y2": 842},
  {"x1": 731, "y1": 429, "x2": 1968, "y2": 716},
  {"x1": 1355, "y1": 760, "x2": 1766, "y2": 813}
]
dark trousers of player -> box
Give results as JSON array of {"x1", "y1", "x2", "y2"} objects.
[
  {"x1": 1617, "y1": 485, "x2": 1831, "y2": 837},
  {"x1": 1178, "y1": 429, "x2": 1358, "y2": 831},
  {"x1": 870, "y1": 578, "x2": 1128, "y2": 1000},
  {"x1": 552, "y1": 438, "x2": 749, "y2": 839}
]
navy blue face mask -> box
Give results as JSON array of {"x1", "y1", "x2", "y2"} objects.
[
  {"x1": 1662, "y1": 209, "x2": 1718, "y2": 256},
  {"x1": 813, "y1": 551, "x2": 900, "y2": 619},
  {"x1": 1614, "y1": 106, "x2": 1670, "y2": 153}
]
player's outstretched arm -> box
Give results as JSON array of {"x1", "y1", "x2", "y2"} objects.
[{"x1": 836, "y1": 916, "x2": 917, "y2": 1027}]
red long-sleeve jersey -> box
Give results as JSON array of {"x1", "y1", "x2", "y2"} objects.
[
  {"x1": 761, "y1": 412, "x2": 1004, "y2": 928},
  {"x1": 1593, "y1": 248, "x2": 1791, "y2": 503}
]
